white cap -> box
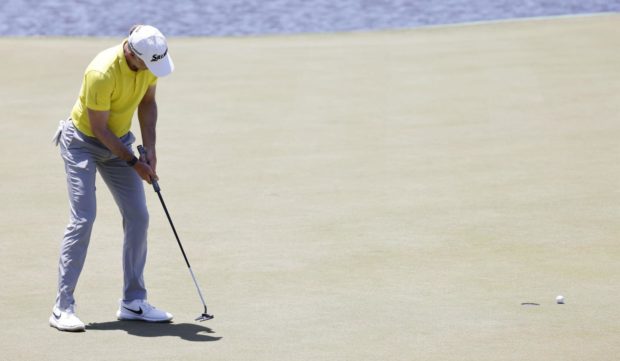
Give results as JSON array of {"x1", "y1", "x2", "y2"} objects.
[{"x1": 128, "y1": 25, "x2": 174, "y2": 77}]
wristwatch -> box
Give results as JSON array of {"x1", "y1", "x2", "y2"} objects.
[{"x1": 126, "y1": 155, "x2": 139, "y2": 167}]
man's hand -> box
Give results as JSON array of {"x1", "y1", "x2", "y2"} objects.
[
  {"x1": 132, "y1": 160, "x2": 158, "y2": 183},
  {"x1": 140, "y1": 147, "x2": 157, "y2": 174},
  {"x1": 136, "y1": 145, "x2": 158, "y2": 183}
]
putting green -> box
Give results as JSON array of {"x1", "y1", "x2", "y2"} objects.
[{"x1": 1, "y1": 13, "x2": 618, "y2": 361}]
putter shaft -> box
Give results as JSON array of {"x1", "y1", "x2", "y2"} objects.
[{"x1": 137, "y1": 145, "x2": 213, "y2": 321}]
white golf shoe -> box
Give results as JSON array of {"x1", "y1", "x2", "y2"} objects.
[
  {"x1": 116, "y1": 299, "x2": 173, "y2": 322},
  {"x1": 49, "y1": 305, "x2": 85, "y2": 332}
]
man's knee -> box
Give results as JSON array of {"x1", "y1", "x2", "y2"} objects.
[
  {"x1": 124, "y1": 206, "x2": 149, "y2": 228},
  {"x1": 67, "y1": 210, "x2": 96, "y2": 234}
]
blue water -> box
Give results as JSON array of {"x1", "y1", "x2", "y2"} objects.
[{"x1": 1, "y1": 0, "x2": 618, "y2": 36}]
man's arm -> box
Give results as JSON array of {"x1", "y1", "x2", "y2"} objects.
[
  {"x1": 138, "y1": 85, "x2": 158, "y2": 172},
  {"x1": 88, "y1": 108, "x2": 156, "y2": 182}
]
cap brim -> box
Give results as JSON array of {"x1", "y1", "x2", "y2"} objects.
[{"x1": 147, "y1": 54, "x2": 174, "y2": 77}]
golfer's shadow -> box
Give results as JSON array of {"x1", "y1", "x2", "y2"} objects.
[{"x1": 86, "y1": 320, "x2": 221, "y2": 342}]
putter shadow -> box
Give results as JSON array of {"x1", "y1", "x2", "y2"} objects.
[{"x1": 86, "y1": 320, "x2": 221, "y2": 342}]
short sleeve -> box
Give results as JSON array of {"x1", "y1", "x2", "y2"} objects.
[{"x1": 83, "y1": 70, "x2": 113, "y2": 111}]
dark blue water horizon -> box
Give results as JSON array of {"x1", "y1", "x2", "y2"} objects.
[{"x1": 1, "y1": 0, "x2": 618, "y2": 37}]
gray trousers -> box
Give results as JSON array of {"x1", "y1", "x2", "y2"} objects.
[{"x1": 54, "y1": 120, "x2": 148, "y2": 310}]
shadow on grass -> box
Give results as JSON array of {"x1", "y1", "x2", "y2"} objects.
[{"x1": 86, "y1": 320, "x2": 222, "y2": 342}]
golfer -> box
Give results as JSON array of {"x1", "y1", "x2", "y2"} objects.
[{"x1": 50, "y1": 25, "x2": 174, "y2": 332}]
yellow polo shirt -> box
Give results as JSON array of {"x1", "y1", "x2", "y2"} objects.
[{"x1": 71, "y1": 40, "x2": 157, "y2": 137}]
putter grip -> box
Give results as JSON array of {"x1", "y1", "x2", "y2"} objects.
[{"x1": 137, "y1": 145, "x2": 160, "y2": 192}]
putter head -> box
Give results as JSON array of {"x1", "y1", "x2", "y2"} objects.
[{"x1": 196, "y1": 313, "x2": 214, "y2": 322}]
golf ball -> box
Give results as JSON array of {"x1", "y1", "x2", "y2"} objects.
[{"x1": 556, "y1": 295, "x2": 565, "y2": 304}]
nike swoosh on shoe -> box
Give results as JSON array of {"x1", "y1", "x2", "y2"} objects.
[
  {"x1": 123, "y1": 306, "x2": 143, "y2": 315},
  {"x1": 53, "y1": 311, "x2": 61, "y2": 320}
]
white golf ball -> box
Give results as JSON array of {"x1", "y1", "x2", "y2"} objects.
[{"x1": 556, "y1": 295, "x2": 565, "y2": 304}]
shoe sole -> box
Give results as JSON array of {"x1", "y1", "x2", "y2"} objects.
[
  {"x1": 49, "y1": 316, "x2": 85, "y2": 332},
  {"x1": 116, "y1": 312, "x2": 173, "y2": 323}
]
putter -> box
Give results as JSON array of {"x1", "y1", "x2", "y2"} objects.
[{"x1": 137, "y1": 145, "x2": 214, "y2": 322}]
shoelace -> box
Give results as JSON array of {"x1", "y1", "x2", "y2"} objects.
[{"x1": 140, "y1": 301, "x2": 155, "y2": 312}]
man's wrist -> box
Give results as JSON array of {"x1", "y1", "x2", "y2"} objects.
[{"x1": 126, "y1": 155, "x2": 139, "y2": 167}]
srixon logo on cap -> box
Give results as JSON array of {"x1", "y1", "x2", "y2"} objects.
[{"x1": 151, "y1": 49, "x2": 168, "y2": 62}]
